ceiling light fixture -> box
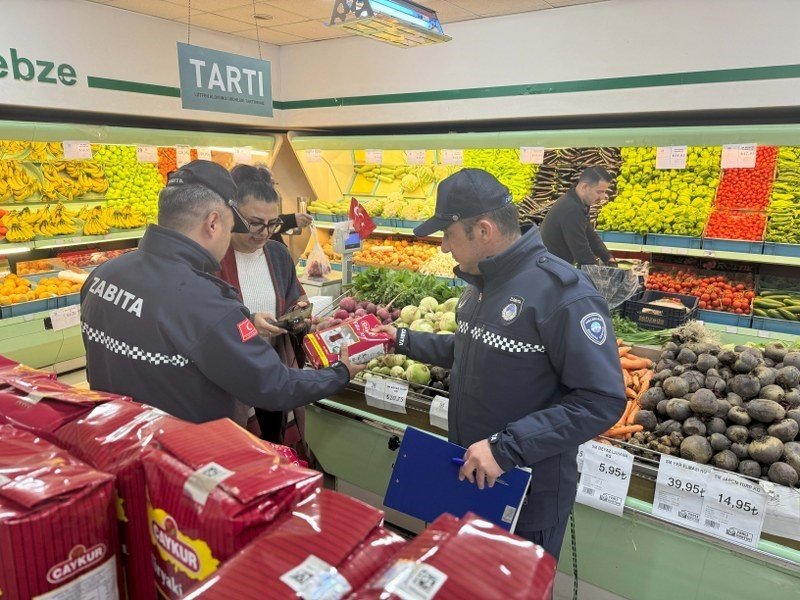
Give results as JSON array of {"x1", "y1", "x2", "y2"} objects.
[{"x1": 328, "y1": 0, "x2": 450, "y2": 48}]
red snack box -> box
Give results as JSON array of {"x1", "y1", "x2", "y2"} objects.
[
  {"x1": 350, "y1": 512, "x2": 557, "y2": 600},
  {"x1": 143, "y1": 419, "x2": 323, "y2": 599},
  {"x1": 0, "y1": 354, "x2": 57, "y2": 389},
  {"x1": 303, "y1": 314, "x2": 393, "y2": 369},
  {"x1": 0, "y1": 377, "x2": 129, "y2": 444},
  {"x1": 184, "y1": 489, "x2": 405, "y2": 599},
  {"x1": 0, "y1": 425, "x2": 120, "y2": 599}
]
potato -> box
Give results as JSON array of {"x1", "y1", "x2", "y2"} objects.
[
  {"x1": 719, "y1": 367, "x2": 734, "y2": 381},
  {"x1": 714, "y1": 399, "x2": 732, "y2": 419},
  {"x1": 656, "y1": 399, "x2": 670, "y2": 416},
  {"x1": 656, "y1": 359, "x2": 677, "y2": 373},
  {"x1": 677, "y1": 348, "x2": 698, "y2": 365},
  {"x1": 784, "y1": 442, "x2": 800, "y2": 473},
  {"x1": 726, "y1": 425, "x2": 749, "y2": 444},
  {"x1": 749, "y1": 424, "x2": 768, "y2": 440},
  {"x1": 768, "y1": 419, "x2": 800, "y2": 443},
  {"x1": 784, "y1": 389, "x2": 800, "y2": 409},
  {"x1": 690, "y1": 389, "x2": 719, "y2": 416},
  {"x1": 748, "y1": 436, "x2": 785, "y2": 465},
  {"x1": 753, "y1": 365, "x2": 777, "y2": 388},
  {"x1": 633, "y1": 410, "x2": 658, "y2": 432},
  {"x1": 672, "y1": 365, "x2": 690, "y2": 376},
  {"x1": 709, "y1": 433, "x2": 732, "y2": 452},
  {"x1": 768, "y1": 462, "x2": 799, "y2": 487},
  {"x1": 661, "y1": 351, "x2": 677, "y2": 361},
  {"x1": 786, "y1": 409, "x2": 800, "y2": 430},
  {"x1": 653, "y1": 369, "x2": 673, "y2": 383},
  {"x1": 734, "y1": 353, "x2": 759, "y2": 374},
  {"x1": 683, "y1": 417, "x2": 707, "y2": 437},
  {"x1": 707, "y1": 417, "x2": 727, "y2": 435},
  {"x1": 655, "y1": 419, "x2": 683, "y2": 435},
  {"x1": 783, "y1": 352, "x2": 800, "y2": 370},
  {"x1": 731, "y1": 443, "x2": 750, "y2": 460},
  {"x1": 680, "y1": 435, "x2": 713, "y2": 464},
  {"x1": 669, "y1": 431, "x2": 684, "y2": 447},
  {"x1": 704, "y1": 376, "x2": 727, "y2": 396},
  {"x1": 663, "y1": 376, "x2": 690, "y2": 399},
  {"x1": 696, "y1": 353, "x2": 718, "y2": 373},
  {"x1": 738, "y1": 459, "x2": 761, "y2": 478},
  {"x1": 730, "y1": 375, "x2": 761, "y2": 400},
  {"x1": 764, "y1": 342, "x2": 788, "y2": 363},
  {"x1": 712, "y1": 450, "x2": 739, "y2": 471},
  {"x1": 639, "y1": 387, "x2": 666, "y2": 412},
  {"x1": 747, "y1": 399, "x2": 786, "y2": 423},
  {"x1": 681, "y1": 371, "x2": 706, "y2": 393},
  {"x1": 758, "y1": 384, "x2": 785, "y2": 403},
  {"x1": 727, "y1": 392, "x2": 744, "y2": 408},
  {"x1": 662, "y1": 341, "x2": 679, "y2": 353},
  {"x1": 776, "y1": 366, "x2": 800, "y2": 389},
  {"x1": 666, "y1": 399, "x2": 692, "y2": 422},
  {"x1": 764, "y1": 358, "x2": 776, "y2": 368},
  {"x1": 728, "y1": 406, "x2": 752, "y2": 426},
  {"x1": 717, "y1": 350, "x2": 737, "y2": 366}
]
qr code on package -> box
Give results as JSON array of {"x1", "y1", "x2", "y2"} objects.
[{"x1": 397, "y1": 565, "x2": 448, "y2": 600}]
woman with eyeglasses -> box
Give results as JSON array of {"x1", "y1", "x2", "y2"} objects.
[{"x1": 219, "y1": 164, "x2": 310, "y2": 445}]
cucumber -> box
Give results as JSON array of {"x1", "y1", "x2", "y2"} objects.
[
  {"x1": 753, "y1": 308, "x2": 768, "y2": 317},
  {"x1": 755, "y1": 298, "x2": 788, "y2": 309},
  {"x1": 767, "y1": 309, "x2": 784, "y2": 319},
  {"x1": 782, "y1": 298, "x2": 800, "y2": 307},
  {"x1": 784, "y1": 305, "x2": 800, "y2": 314},
  {"x1": 778, "y1": 308, "x2": 798, "y2": 321}
]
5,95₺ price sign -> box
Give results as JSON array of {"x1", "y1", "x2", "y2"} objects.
[
  {"x1": 699, "y1": 471, "x2": 767, "y2": 549},
  {"x1": 576, "y1": 441, "x2": 633, "y2": 516},
  {"x1": 653, "y1": 456, "x2": 710, "y2": 528}
]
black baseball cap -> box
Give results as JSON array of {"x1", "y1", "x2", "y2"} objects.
[
  {"x1": 166, "y1": 160, "x2": 249, "y2": 233},
  {"x1": 413, "y1": 168, "x2": 513, "y2": 237}
]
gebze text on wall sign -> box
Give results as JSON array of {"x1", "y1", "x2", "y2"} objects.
[{"x1": 176, "y1": 43, "x2": 272, "y2": 117}]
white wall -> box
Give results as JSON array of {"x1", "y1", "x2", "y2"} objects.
[
  {"x1": 0, "y1": 0, "x2": 281, "y2": 127},
  {"x1": 278, "y1": 0, "x2": 800, "y2": 128}
]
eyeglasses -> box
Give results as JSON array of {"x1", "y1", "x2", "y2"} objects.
[{"x1": 247, "y1": 217, "x2": 284, "y2": 235}]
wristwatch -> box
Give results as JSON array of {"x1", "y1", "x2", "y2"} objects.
[{"x1": 489, "y1": 433, "x2": 501, "y2": 445}]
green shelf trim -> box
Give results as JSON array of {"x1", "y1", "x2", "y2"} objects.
[
  {"x1": 605, "y1": 241, "x2": 800, "y2": 266},
  {"x1": 33, "y1": 229, "x2": 146, "y2": 249},
  {"x1": 87, "y1": 76, "x2": 180, "y2": 98}
]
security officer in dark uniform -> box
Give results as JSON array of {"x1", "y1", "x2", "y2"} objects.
[
  {"x1": 81, "y1": 160, "x2": 362, "y2": 423},
  {"x1": 375, "y1": 169, "x2": 626, "y2": 560}
]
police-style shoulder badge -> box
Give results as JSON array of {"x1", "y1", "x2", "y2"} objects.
[
  {"x1": 580, "y1": 312, "x2": 607, "y2": 345},
  {"x1": 500, "y1": 295, "x2": 524, "y2": 325}
]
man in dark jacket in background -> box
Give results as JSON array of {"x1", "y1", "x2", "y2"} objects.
[
  {"x1": 375, "y1": 169, "x2": 626, "y2": 561},
  {"x1": 540, "y1": 166, "x2": 615, "y2": 266}
]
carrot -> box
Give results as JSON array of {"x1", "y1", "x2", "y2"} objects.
[
  {"x1": 618, "y1": 346, "x2": 632, "y2": 357},
  {"x1": 617, "y1": 399, "x2": 636, "y2": 425},
  {"x1": 626, "y1": 404, "x2": 640, "y2": 425},
  {"x1": 625, "y1": 387, "x2": 637, "y2": 400},
  {"x1": 632, "y1": 373, "x2": 640, "y2": 392},
  {"x1": 616, "y1": 338, "x2": 623, "y2": 347},
  {"x1": 636, "y1": 371, "x2": 653, "y2": 400},
  {"x1": 604, "y1": 425, "x2": 644, "y2": 437},
  {"x1": 622, "y1": 370, "x2": 632, "y2": 388},
  {"x1": 620, "y1": 356, "x2": 652, "y2": 370}
]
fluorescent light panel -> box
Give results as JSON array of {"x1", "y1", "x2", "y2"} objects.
[{"x1": 330, "y1": 0, "x2": 450, "y2": 48}]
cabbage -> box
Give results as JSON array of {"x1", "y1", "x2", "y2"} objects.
[
  {"x1": 390, "y1": 366, "x2": 406, "y2": 379},
  {"x1": 442, "y1": 297, "x2": 459, "y2": 312},
  {"x1": 383, "y1": 354, "x2": 406, "y2": 368},
  {"x1": 419, "y1": 297, "x2": 438, "y2": 312},
  {"x1": 410, "y1": 319, "x2": 435, "y2": 333},
  {"x1": 400, "y1": 305, "x2": 421, "y2": 324},
  {"x1": 440, "y1": 312, "x2": 457, "y2": 332},
  {"x1": 406, "y1": 363, "x2": 431, "y2": 385}
]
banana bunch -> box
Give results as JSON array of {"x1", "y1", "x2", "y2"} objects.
[
  {"x1": 307, "y1": 198, "x2": 348, "y2": 215},
  {"x1": 0, "y1": 140, "x2": 29, "y2": 157},
  {"x1": 83, "y1": 206, "x2": 111, "y2": 236},
  {"x1": 0, "y1": 160, "x2": 40, "y2": 203},
  {"x1": 41, "y1": 163, "x2": 79, "y2": 201},
  {"x1": 414, "y1": 166, "x2": 435, "y2": 185},
  {"x1": 106, "y1": 206, "x2": 145, "y2": 230},
  {"x1": 354, "y1": 164, "x2": 414, "y2": 183},
  {"x1": 27, "y1": 141, "x2": 64, "y2": 161},
  {"x1": 4, "y1": 220, "x2": 35, "y2": 243}
]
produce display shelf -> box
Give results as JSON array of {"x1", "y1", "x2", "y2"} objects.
[
  {"x1": 598, "y1": 231, "x2": 646, "y2": 244},
  {"x1": 605, "y1": 241, "x2": 800, "y2": 266},
  {"x1": 313, "y1": 221, "x2": 443, "y2": 239},
  {"x1": 702, "y1": 237, "x2": 765, "y2": 254},
  {"x1": 751, "y1": 315, "x2": 800, "y2": 336},
  {"x1": 696, "y1": 308, "x2": 752, "y2": 327},
  {"x1": 763, "y1": 242, "x2": 800, "y2": 258},
  {"x1": 644, "y1": 233, "x2": 703, "y2": 249},
  {"x1": 0, "y1": 228, "x2": 147, "y2": 251},
  {"x1": 0, "y1": 297, "x2": 59, "y2": 319}
]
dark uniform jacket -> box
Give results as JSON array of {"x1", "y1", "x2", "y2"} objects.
[
  {"x1": 80, "y1": 225, "x2": 348, "y2": 423},
  {"x1": 395, "y1": 227, "x2": 626, "y2": 530},
  {"x1": 540, "y1": 188, "x2": 611, "y2": 266}
]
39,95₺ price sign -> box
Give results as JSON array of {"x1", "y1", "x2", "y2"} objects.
[
  {"x1": 653, "y1": 456, "x2": 710, "y2": 527},
  {"x1": 576, "y1": 441, "x2": 633, "y2": 516},
  {"x1": 699, "y1": 471, "x2": 767, "y2": 549}
]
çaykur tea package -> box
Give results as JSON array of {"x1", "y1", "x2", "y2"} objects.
[{"x1": 303, "y1": 314, "x2": 394, "y2": 369}]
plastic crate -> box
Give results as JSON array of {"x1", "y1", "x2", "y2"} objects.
[
  {"x1": 395, "y1": 219, "x2": 425, "y2": 231},
  {"x1": 0, "y1": 297, "x2": 59, "y2": 319},
  {"x1": 622, "y1": 291, "x2": 698, "y2": 330},
  {"x1": 696, "y1": 309, "x2": 752, "y2": 328},
  {"x1": 598, "y1": 231, "x2": 645, "y2": 244},
  {"x1": 372, "y1": 218, "x2": 397, "y2": 228},
  {"x1": 59, "y1": 294, "x2": 81, "y2": 308},
  {"x1": 763, "y1": 242, "x2": 800, "y2": 258},
  {"x1": 751, "y1": 315, "x2": 800, "y2": 336},
  {"x1": 310, "y1": 213, "x2": 348, "y2": 223},
  {"x1": 701, "y1": 237, "x2": 764, "y2": 254},
  {"x1": 645, "y1": 233, "x2": 702, "y2": 249}
]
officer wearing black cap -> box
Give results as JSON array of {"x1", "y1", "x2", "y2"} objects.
[
  {"x1": 81, "y1": 160, "x2": 363, "y2": 423},
  {"x1": 376, "y1": 169, "x2": 626, "y2": 560}
]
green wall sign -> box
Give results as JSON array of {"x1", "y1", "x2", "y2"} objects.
[
  {"x1": 0, "y1": 48, "x2": 76, "y2": 85},
  {"x1": 176, "y1": 42, "x2": 272, "y2": 117}
]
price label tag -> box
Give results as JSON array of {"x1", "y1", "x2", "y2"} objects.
[
  {"x1": 520, "y1": 146, "x2": 545, "y2": 165},
  {"x1": 429, "y1": 395, "x2": 449, "y2": 431},
  {"x1": 406, "y1": 149, "x2": 426, "y2": 165},
  {"x1": 576, "y1": 441, "x2": 591, "y2": 473},
  {"x1": 676, "y1": 248, "x2": 689, "y2": 255},
  {"x1": 234, "y1": 146, "x2": 253, "y2": 165},
  {"x1": 656, "y1": 146, "x2": 687, "y2": 170},
  {"x1": 576, "y1": 441, "x2": 633, "y2": 516},
  {"x1": 365, "y1": 377, "x2": 408, "y2": 414},
  {"x1": 653, "y1": 456, "x2": 710, "y2": 527},
  {"x1": 725, "y1": 326, "x2": 738, "y2": 334},
  {"x1": 760, "y1": 481, "x2": 800, "y2": 542},
  {"x1": 700, "y1": 471, "x2": 767, "y2": 548},
  {"x1": 306, "y1": 149, "x2": 322, "y2": 163},
  {"x1": 721, "y1": 144, "x2": 758, "y2": 169},
  {"x1": 703, "y1": 250, "x2": 715, "y2": 257},
  {"x1": 365, "y1": 149, "x2": 383, "y2": 165},
  {"x1": 197, "y1": 147, "x2": 212, "y2": 161},
  {"x1": 49, "y1": 306, "x2": 81, "y2": 331},
  {"x1": 62, "y1": 141, "x2": 93, "y2": 160},
  {"x1": 757, "y1": 330, "x2": 772, "y2": 339},
  {"x1": 440, "y1": 149, "x2": 463, "y2": 165},
  {"x1": 136, "y1": 144, "x2": 158, "y2": 163},
  {"x1": 176, "y1": 145, "x2": 191, "y2": 167},
  {"x1": 721, "y1": 144, "x2": 740, "y2": 169}
]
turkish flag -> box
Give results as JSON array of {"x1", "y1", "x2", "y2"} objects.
[{"x1": 350, "y1": 197, "x2": 376, "y2": 239}]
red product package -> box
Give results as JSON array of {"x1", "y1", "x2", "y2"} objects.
[
  {"x1": 350, "y1": 513, "x2": 557, "y2": 600},
  {"x1": 0, "y1": 354, "x2": 57, "y2": 389},
  {"x1": 0, "y1": 377, "x2": 129, "y2": 444},
  {"x1": 143, "y1": 419, "x2": 323, "y2": 599},
  {"x1": 0, "y1": 425, "x2": 120, "y2": 599},
  {"x1": 184, "y1": 489, "x2": 405, "y2": 599},
  {"x1": 54, "y1": 399, "x2": 181, "y2": 600},
  {"x1": 303, "y1": 314, "x2": 393, "y2": 369}
]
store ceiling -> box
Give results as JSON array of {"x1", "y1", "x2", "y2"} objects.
[{"x1": 86, "y1": 0, "x2": 607, "y2": 45}]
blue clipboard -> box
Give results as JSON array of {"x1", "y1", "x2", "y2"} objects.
[{"x1": 384, "y1": 427, "x2": 532, "y2": 531}]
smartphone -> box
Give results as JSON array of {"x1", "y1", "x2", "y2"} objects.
[{"x1": 273, "y1": 303, "x2": 313, "y2": 330}]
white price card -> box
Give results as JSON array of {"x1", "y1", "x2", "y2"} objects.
[
  {"x1": 365, "y1": 149, "x2": 383, "y2": 165},
  {"x1": 197, "y1": 147, "x2": 212, "y2": 161},
  {"x1": 725, "y1": 326, "x2": 738, "y2": 334},
  {"x1": 234, "y1": 146, "x2": 253, "y2": 165},
  {"x1": 576, "y1": 441, "x2": 591, "y2": 473},
  {"x1": 406, "y1": 149, "x2": 426, "y2": 165},
  {"x1": 760, "y1": 481, "x2": 800, "y2": 542},
  {"x1": 575, "y1": 441, "x2": 633, "y2": 516},
  {"x1": 440, "y1": 149, "x2": 463, "y2": 165},
  {"x1": 722, "y1": 144, "x2": 758, "y2": 169},
  {"x1": 700, "y1": 471, "x2": 767, "y2": 548},
  {"x1": 757, "y1": 330, "x2": 772, "y2": 339},
  {"x1": 656, "y1": 146, "x2": 687, "y2": 170},
  {"x1": 176, "y1": 145, "x2": 191, "y2": 167},
  {"x1": 136, "y1": 144, "x2": 158, "y2": 163},
  {"x1": 62, "y1": 141, "x2": 93, "y2": 160},
  {"x1": 365, "y1": 377, "x2": 408, "y2": 414},
  {"x1": 306, "y1": 149, "x2": 322, "y2": 163},
  {"x1": 653, "y1": 456, "x2": 710, "y2": 527},
  {"x1": 49, "y1": 305, "x2": 81, "y2": 331},
  {"x1": 676, "y1": 248, "x2": 689, "y2": 256},
  {"x1": 721, "y1": 144, "x2": 740, "y2": 169},
  {"x1": 703, "y1": 250, "x2": 715, "y2": 257},
  {"x1": 520, "y1": 146, "x2": 545, "y2": 165},
  {"x1": 429, "y1": 395, "x2": 449, "y2": 431}
]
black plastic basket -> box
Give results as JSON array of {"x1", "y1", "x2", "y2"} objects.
[{"x1": 622, "y1": 291, "x2": 698, "y2": 331}]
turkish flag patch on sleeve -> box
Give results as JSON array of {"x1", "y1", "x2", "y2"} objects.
[{"x1": 237, "y1": 319, "x2": 258, "y2": 343}]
